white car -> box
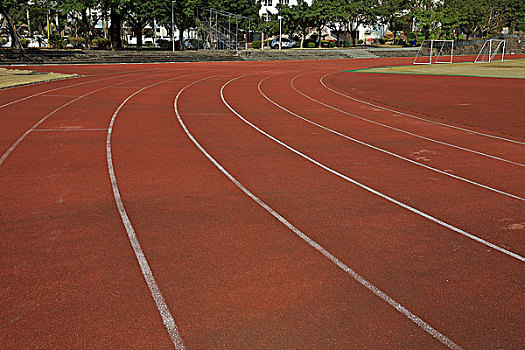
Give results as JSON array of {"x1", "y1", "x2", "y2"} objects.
[{"x1": 271, "y1": 37, "x2": 296, "y2": 49}]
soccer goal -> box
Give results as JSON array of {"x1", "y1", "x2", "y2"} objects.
[
  {"x1": 413, "y1": 40, "x2": 454, "y2": 65},
  {"x1": 474, "y1": 39, "x2": 506, "y2": 63}
]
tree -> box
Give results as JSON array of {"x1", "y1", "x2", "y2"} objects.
[
  {"x1": 125, "y1": 0, "x2": 153, "y2": 48},
  {"x1": 324, "y1": 0, "x2": 347, "y2": 46},
  {"x1": 102, "y1": 0, "x2": 129, "y2": 49},
  {"x1": 309, "y1": 0, "x2": 332, "y2": 47},
  {"x1": 446, "y1": 0, "x2": 503, "y2": 39},
  {"x1": 58, "y1": 0, "x2": 99, "y2": 45},
  {"x1": 344, "y1": 0, "x2": 378, "y2": 46},
  {"x1": 276, "y1": 2, "x2": 309, "y2": 47},
  {"x1": 1, "y1": 0, "x2": 24, "y2": 49},
  {"x1": 500, "y1": 0, "x2": 525, "y2": 32},
  {"x1": 411, "y1": 0, "x2": 443, "y2": 40}
]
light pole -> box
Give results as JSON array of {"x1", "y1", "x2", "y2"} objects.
[
  {"x1": 278, "y1": 16, "x2": 282, "y2": 50},
  {"x1": 171, "y1": 0, "x2": 176, "y2": 51}
]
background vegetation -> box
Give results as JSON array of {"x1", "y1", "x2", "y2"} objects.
[{"x1": 1, "y1": 0, "x2": 523, "y2": 50}]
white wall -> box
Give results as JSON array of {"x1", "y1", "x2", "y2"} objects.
[{"x1": 259, "y1": 0, "x2": 313, "y2": 17}]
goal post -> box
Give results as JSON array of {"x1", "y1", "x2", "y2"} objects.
[
  {"x1": 413, "y1": 40, "x2": 454, "y2": 65},
  {"x1": 474, "y1": 39, "x2": 505, "y2": 63}
]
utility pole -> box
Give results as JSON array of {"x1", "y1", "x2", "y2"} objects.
[
  {"x1": 278, "y1": 16, "x2": 282, "y2": 50},
  {"x1": 171, "y1": 0, "x2": 176, "y2": 51}
]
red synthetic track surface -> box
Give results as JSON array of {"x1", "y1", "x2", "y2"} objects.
[{"x1": 1, "y1": 57, "x2": 524, "y2": 349}]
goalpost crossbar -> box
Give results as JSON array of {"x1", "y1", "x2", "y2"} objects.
[
  {"x1": 474, "y1": 39, "x2": 506, "y2": 63},
  {"x1": 413, "y1": 40, "x2": 454, "y2": 65}
]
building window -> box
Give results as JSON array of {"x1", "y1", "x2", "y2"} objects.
[
  {"x1": 263, "y1": 13, "x2": 271, "y2": 22},
  {"x1": 279, "y1": 0, "x2": 289, "y2": 4},
  {"x1": 263, "y1": 0, "x2": 272, "y2": 6}
]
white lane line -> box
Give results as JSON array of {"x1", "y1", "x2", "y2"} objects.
[
  {"x1": 107, "y1": 74, "x2": 192, "y2": 350},
  {"x1": 173, "y1": 75, "x2": 463, "y2": 350},
  {"x1": 292, "y1": 73, "x2": 524, "y2": 167},
  {"x1": 320, "y1": 72, "x2": 525, "y2": 145},
  {"x1": 222, "y1": 75, "x2": 525, "y2": 263},
  {"x1": 257, "y1": 75, "x2": 523, "y2": 201},
  {"x1": 0, "y1": 70, "x2": 176, "y2": 167},
  {"x1": 42, "y1": 94, "x2": 84, "y2": 98},
  {"x1": 185, "y1": 113, "x2": 232, "y2": 116},
  {"x1": 0, "y1": 68, "x2": 165, "y2": 109},
  {"x1": 33, "y1": 128, "x2": 108, "y2": 132}
]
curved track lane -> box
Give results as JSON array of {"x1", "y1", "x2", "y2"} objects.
[
  {"x1": 172, "y1": 66, "x2": 522, "y2": 348},
  {"x1": 258, "y1": 73, "x2": 523, "y2": 201},
  {"x1": 1, "y1": 66, "x2": 212, "y2": 348},
  {"x1": 1, "y1": 59, "x2": 523, "y2": 349},
  {"x1": 320, "y1": 70, "x2": 525, "y2": 144},
  {"x1": 293, "y1": 71, "x2": 525, "y2": 165}
]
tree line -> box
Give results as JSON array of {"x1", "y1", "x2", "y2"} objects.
[
  {"x1": 0, "y1": 0, "x2": 260, "y2": 49},
  {"x1": 1, "y1": 0, "x2": 523, "y2": 50},
  {"x1": 270, "y1": 0, "x2": 524, "y2": 48}
]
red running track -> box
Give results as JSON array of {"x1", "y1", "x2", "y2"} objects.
[{"x1": 1, "y1": 58, "x2": 523, "y2": 349}]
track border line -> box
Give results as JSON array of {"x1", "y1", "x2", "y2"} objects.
[{"x1": 106, "y1": 73, "x2": 195, "y2": 350}]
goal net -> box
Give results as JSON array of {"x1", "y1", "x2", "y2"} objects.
[
  {"x1": 474, "y1": 39, "x2": 506, "y2": 63},
  {"x1": 413, "y1": 40, "x2": 454, "y2": 65}
]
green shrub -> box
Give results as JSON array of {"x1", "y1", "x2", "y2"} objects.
[
  {"x1": 69, "y1": 37, "x2": 85, "y2": 49},
  {"x1": 357, "y1": 39, "x2": 363, "y2": 44},
  {"x1": 251, "y1": 40, "x2": 270, "y2": 49},
  {"x1": 157, "y1": 39, "x2": 171, "y2": 50},
  {"x1": 49, "y1": 34, "x2": 65, "y2": 49},
  {"x1": 329, "y1": 41, "x2": 336, "y2": 48},
  {"x1": 307, "y1": 42, "x2": 316, "y2": 48},
  {"x1": 20, "y1": 38, "x2": 30, "y2": 48},
  {"x1": 92, "y1": 37, "x2": 111, "y2": 49},
  {"x1": 378, "y1": 38, "x2": 386, "y2": 44},
  {"x1": 0, "y1": 37, "x2": 7, "y2": 46},
  {"x1": 343, "y1": 41, "x2": 352, "y2": 47}
]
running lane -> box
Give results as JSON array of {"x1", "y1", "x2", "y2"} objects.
[
  {"x1": 0, "y1": 67, "x2": 208, "y2": 348},
  {"x1": 0, "y1": 65, "x2": 165, "y2": 107},
  {"x1": 213, "y1": 71, "x2": 522, "y2": 348},
  {"x1": 227, "y1": 73, "x2": 524, "y2": 252},
  {"x1": 324, "y1": 66, "x2": 525, "y2": 140},
  {"x1": 260, "y1": 71, "x2": 524, "y2": 197},
  {"x1": 2, "y1": 59, "x2": 523, "y2": 349},
  {"x1": 152, "y1": 69, "x2": 455, "y2": 349},
  {"x1": 292, "y1": 70, "x2": 525, "y2": 164}
]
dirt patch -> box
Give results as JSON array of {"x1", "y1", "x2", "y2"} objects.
[
  {"x1": 347, "y1": 58, "x2": 525, "y2": 79},
  {"x1": 0, "y1": 68, "x2": 78, "y2": 89}
]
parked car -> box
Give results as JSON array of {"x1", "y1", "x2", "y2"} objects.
[
  {"x1": 271, "y1": 37, "x2": 296, "y2": 49},
  {"x1": 184, "y1": 38, "x2": 204, "y2": 50}
]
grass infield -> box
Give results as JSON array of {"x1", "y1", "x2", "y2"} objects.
[
  {"x1": 0, "y1": 68, "x2": 78, "y2": 89},
  {"x1": 345, "y1": 58, "x2": 525, "y2": 79}
]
